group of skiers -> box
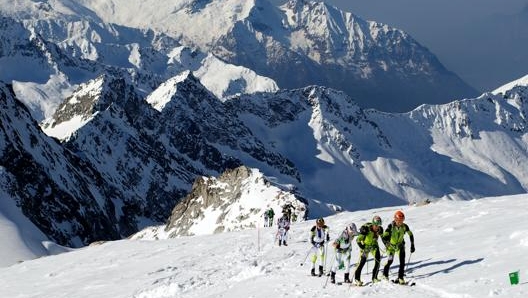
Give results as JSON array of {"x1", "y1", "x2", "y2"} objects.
[
  {"x1": 306, "y1": 211, "x2": 415, "y2": 286},
  {"x1": 264, "y1": 203, "x2": 297, "y2": 228},
  {"x1": 265, "y1": 204, "x2": 415, "y2": 286}
]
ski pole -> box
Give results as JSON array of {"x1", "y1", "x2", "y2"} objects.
[
  {"x1": 323, "y1": 241, "x2": 329, "y2": 273},
  {"x1": 405, "y1": 252, "x2": 413, "y2": 273},
  {"x1": 323, "y1": 254, "x2": 337, "y2": 289},
  {"x1": 366, "y1": 256, "x2": 369, "y2": 275},
  {"x1": 300, "y1": 246, "x2": 316, "y2": 266}
]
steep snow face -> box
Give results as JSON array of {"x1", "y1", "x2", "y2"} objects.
[
  {"x1": 73, "y1": 0, "x2": 257, "y2": 48},
  {"x1": 0, "y1": 82, "x2": 121, "y2": 247},
  {"x1": 146, "y1": 71, "x2": 192, "y2": 112}
]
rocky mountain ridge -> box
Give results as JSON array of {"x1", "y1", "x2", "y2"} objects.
[{"x1": 1, "y1": 72, "x2": 527, "y2": 245}]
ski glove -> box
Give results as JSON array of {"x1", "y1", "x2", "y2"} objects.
[
  {"x1": 311, "y1": 241, "x2": 317, "y2": 247},
  {"x1": 326, "y1": 234, "x2": 330, "y2": 241},
  {"x1": 410, "y1": 243, "x2": 415, "y2": 253}
]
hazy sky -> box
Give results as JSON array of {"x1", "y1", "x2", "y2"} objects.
[{"x1": 272, "y1": 0, "x2": 528, "y2": 92}]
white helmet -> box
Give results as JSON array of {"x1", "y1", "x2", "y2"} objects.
[{"x1": 347, "y1": 223, "x2": 358, "y2": 235}]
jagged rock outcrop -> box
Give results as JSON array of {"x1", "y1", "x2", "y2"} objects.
[{"x1": 160, "y1": 166, "x2": 307, "y2": 237}]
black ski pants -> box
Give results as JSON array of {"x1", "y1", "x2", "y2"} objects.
[
  {"x1": 354, "y1": 247, "x2": 380, "y2": 281},
  {"x1": 383, "y1": 246, "x2": 406, "y2": 279}
]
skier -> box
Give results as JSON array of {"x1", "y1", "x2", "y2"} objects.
[
  {"x1": 353, "y1": 215, "x2": 384, "y2": 286},
  {"x1": 381, "y1": 210, "x2": 415, "y2": 284},
  {"x1": 276, "y1": 213, "x2": 290, "y2": 246},
  {"x1": 263, "y1": 210, "x2": 269, "y2": 227},
  {"x1": 267, "y1": 208, "x2": 275, "y2": 227},
  {"x1": 309, "y1": 218, "x2": 330, "y2": 277},
  {"x1": 282, "y1": 203, "x2": 295, "y2": 221},
  {"x1": 329, "y1": 223, "x2": 358, "y2": 284}
]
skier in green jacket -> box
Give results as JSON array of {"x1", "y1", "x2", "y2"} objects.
[
  {"x1": 353, "y1": 215, "x2": 384, "y2": 286},
  {"x1": 267, "y1": 208, "x2": 275, "y2": 227},
  {"x1": 381, "y1": 210, "x2": 415, "y2": 284}
]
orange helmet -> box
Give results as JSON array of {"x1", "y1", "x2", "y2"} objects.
[{"x1": 394, "y1": 210, "x2": 405, "y2": 221}]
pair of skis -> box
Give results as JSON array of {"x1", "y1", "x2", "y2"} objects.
[{"x1": 349, "y1": 279, "x2": 416, "y2": 287}]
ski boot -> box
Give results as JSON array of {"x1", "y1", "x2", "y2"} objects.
[
  {"x1": 330, "y1": 271, "x2": 336, "y2": 284},
  {"x1": 354, "y1": 279, "x2": 363, "y2": 286},
  {"x1": 397, "y1": 278, "x2": 406, "y2": 285},
  {"x1": 344, "y1": 273, "x2": 351, "y2": 283},
  {"x1": 310, "y1": 268, "x2": 316, "y2": 276},
  {"x1": 318, "y1": 265, "x2": 324, "y2": 277},
  {"x1": 282, "y1": 240, "x2": 287, "y2": 246}
]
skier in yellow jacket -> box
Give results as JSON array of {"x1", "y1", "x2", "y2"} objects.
[
  {"x1": 381, "y1": 210, "x2": 415, "y2": 284},
  {"x1": 353, "y1": 215, "x2": 383, "y2": 286}
]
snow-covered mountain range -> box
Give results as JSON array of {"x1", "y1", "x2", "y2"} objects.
[
  {"x1": 4, "y1": 70, "x2": 527, "y2": 245},
  {"x1": 0, "y1": 5, "x2": 277, "y2": 121},
  {"x1": 0, "y1": 0, "x2": 527, "y2": 249},
  {"x1": 1, "y1": 0, "x2": 477, "y2": 114}
]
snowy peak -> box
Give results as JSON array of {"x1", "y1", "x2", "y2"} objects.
[
  {"x1": 1, "y1": 0, "x2": 101, "y2": 21},
  {"x1": 42, "y1": 74, "x2": 142, "y2": 140},
  {"x1": 166, "y1": 46, "x2": 279, "y2": 99},
  {"x1": 413, "y1": 82, "x2": 528, "y2": 139},
  {"x1": 493, "y1": 74, "x2": 528, "y2": 95},
  {"x1": 146, "y1": 70, "x2": 195, "y2": 111}
]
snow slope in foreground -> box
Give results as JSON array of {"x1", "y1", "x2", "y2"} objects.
[{"x1": 0, "y1": 194, "x2": 527, "y2": 297}]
